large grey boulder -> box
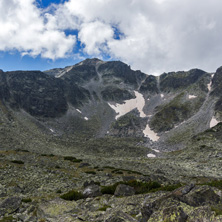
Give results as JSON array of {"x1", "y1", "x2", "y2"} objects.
[
  {"x1": 114, "y1": 184, "x2": 135, "y2": 197},
  {"x1": 105, "y1": 210, "x2": 137, "y2": 222},
  {"x1": 83, "y1": 184, "x2": 102, "y2": 198}
]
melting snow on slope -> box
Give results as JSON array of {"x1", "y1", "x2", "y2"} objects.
[
  {"x1": 49, "y1": 128, "x2": 54, "y2": 133},
  {"x1": 207, "y1": 74, "x2": 214, "y2": 91},
  {"x1": 188, "y1": 95, "x2": 197, "y2": 99},
  {"x1": 108, "y1": 91, "x2": 146, "y2": 119},
  {"x1": 143, "y1": 124, "x2": 159, "y2": 142},
  {"x1": 147, "y1": 154, "x2": 156, "y2": 158},
  {"x1": 210, "y1": 117, "x2": 219, "y2": 128},
  {"x1": 160, "y1": 94, "x2": 164, "y2": 98},
  {"x1": 84, "y1": 117, "x2": 89, "y2": 121},
  {"x1": 76, "y1": 109, "x2": 82, "y2": 113},
  {"x1": 152, "y1": 149, "x2": 160, "y2": 153}
]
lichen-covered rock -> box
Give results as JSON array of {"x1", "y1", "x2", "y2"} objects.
[
  {"x1": 105, "y1": 210, "x2": 137, "y2": 222},
  {"x1": 37, "y1": 198, "x2": 78, "y2": 220},
  {"x1": 0, "y1": 196, "x2": 21, "y2": 216},
  {"x1": 83, "y1": 184, "x2": 102, "y2": 198},
  {"x1": 162, "y1": 206, "x2": 188, "y2": 222},
  {"x1": 114, "y1": 184, "x2": 135, "y2": 197},
  {"x1": 180, "y1": 186, "x2": 220, "y2": 207}
]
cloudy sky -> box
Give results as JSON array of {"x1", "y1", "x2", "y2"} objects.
[{"x1": 0, "y1": 0, "x2": 222, "y2": 74}]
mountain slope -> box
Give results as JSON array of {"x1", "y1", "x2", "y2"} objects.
[{"x1": 0, "y1": 58, "x2": 222, "y2": 154}]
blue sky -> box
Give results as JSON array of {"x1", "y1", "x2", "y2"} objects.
[{"x1": 1, "y1": 0, "x2": 222, "y2": 74}]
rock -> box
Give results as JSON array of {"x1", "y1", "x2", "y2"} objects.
[
  {"x1": 180, "y1": 186, "x2": 220, "y2": 207},
  {"x1": 122, "y1": 176, "x2": 136, "y2": 182},
  {"x1": 0, "y1": 196, "x2": 22, "y2": 216},
  {"x1": 79, "y1": 162, "x2": 90, "y2": 168},
  {"x1": 141, "y1": 196, "x2": 161, "y2": 222},
  {"x1": 83, "y1": 184, "x2": 102, "y2": 198},
  {"x1": 163, "y1": 206, "x2": 188, "y2": 222},
  {"x1": 37, "y1": 198, "x2": 78, "y2": 220},
  {"x1": 83, "y1": 180, "x2": 96, "y2": 188},
  {"x1": 114, "y1": 184, "x2": 135, "y2": 197},
  {"x1": 188, "y1": 206, "x2": 215, "y2": 222},
  {"x1": 105, "y1": 210, "x2": 137, "y2": 222},
  {"x1": 181, "y1": 184, "x2": 195, "y2": 195}
]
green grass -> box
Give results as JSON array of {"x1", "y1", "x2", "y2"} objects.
[{"x1": 60, "y1": 190, "x2": 84, "y2": 201}]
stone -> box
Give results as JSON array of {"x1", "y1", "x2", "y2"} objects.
[
  {"x1": 105, "y1": 210, "x2": 137, "y2": 222},
  {"x1": 163, "y1": 206, "x2": 188, "y2": 222},
  {"x1": 83, "y1": 184, "x2": 102, "y2": 198},
  {"x1": 114, "y1": 184, "x2": 135, "y2": 197},
  {"x1": 181, "y1": 186, "x2": 220, "y2": 207},
  {"x1": 0, "y1": 196, "x2": 22, "y2": 216}
]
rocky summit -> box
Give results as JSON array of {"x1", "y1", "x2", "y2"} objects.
[{"x1": 1, "y1": 58, "x2": 222, "y2": 221}]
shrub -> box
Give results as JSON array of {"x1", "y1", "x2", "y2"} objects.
[
  {"x1": 22, "y1": 198, "x2": 32, "y2": 203},
  {"x1": 159, "y1": 183, "x2": 182, "y2": 192},
  {"x1": 60, "y1": 190, "x2": 84, "y2": 201},
  {"x1": 97, "y1": 205, "x2": 111, "y2": 211},
  {"x1": 211, "y1": 205, "x2": 222, "y2": 216},
  {"x1": 101, "y1": 184, "x2": 117, "y2": 195},
  {"x1": 204, "y1": 180, "x2": 222, "y2": 189},
  {"x1": 11, "y1": 160, "x2": 24, "y2": 164},
  {"x1": 85, "y1": 170, "x2": 96, "y2": 175},
  {"x1": 64, "y1": 156, "x2": 82, "y2": 163},
  {"x1": 101, "y1": 180, "x2": 162, "y2": 195}
]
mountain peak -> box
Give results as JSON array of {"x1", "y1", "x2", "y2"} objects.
[{"x1": 79, "y1": 58, "x2": 103, "y2": 66}]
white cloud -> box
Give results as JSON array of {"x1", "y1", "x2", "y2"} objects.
[
  {"x1": 1, "y1": 0, "x2": 222, "y2": 74},
  {"x1": 0, "y1": 0, "x2": 76, "y2": 60},
  {"x1": 79, "y1": 21, "x2": 114, "y2": 55}
]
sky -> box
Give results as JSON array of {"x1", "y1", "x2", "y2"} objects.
[{"x1": 0, "y1": 0, "x2": 222, "y2": 75}]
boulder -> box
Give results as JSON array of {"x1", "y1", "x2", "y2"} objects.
[
  {"x1": 114, "y1": 184, "x2": 135, "y2": 197},
  {"x1": 83, "y1": 185, "x2": 102, "y2": 198},
  {"x1": 105, "y1": 210, "x2": 137, "y2": 222},
  {"x1": 163, "y1": 206, "x2": 188, "y2": 222},
  {"x1": 180, "y1": 186, "x2": 220, "y2": 207},
  {"x1": 0, "y1": 196, "x2": 22, "y2": 216}
]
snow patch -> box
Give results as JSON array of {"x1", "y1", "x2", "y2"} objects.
[
  {"x1": 84, "y1": 117, "x2": 89, "y2": 121},
  {"x1": 76, "y1": 109, "x2": 82, "y2": 113},
  {"x1": 188, "y1": 95, "x2": 197, "y2": 99},
  {"x1": 147, "y1": 154, "x2": 156, "y2": 158},
  {"x1": 152, "y1": 149, "x2": 160, "y2": 153},
  {"x1": 208, "y1": 74, "x2": 214, "y2": 91},
  {"x1": 143, "y1": 124, "x2": 159, "y2": 142},
  {"x1": 160, "y1": 94, "x2": 164, "y2": 98},
  {"x1": 49, "y1": 128, "x2": 54, "y2": 133},
  {"x1": 210, "y1": 117, "x2": 219, "y2": 128},
  {"x1": 108, "y1": 91, "x2": 146, "y2": 119}
]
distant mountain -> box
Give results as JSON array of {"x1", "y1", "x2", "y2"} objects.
[{"x1": 0, "y1": 58, "x2": 222, "y2": 152}]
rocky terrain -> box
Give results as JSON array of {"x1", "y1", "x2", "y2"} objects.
[{"x1": 1, "y1": 58, "x2": 222, "y2": 221}]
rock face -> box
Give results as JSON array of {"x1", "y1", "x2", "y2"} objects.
[{"x1": 0, "y1": 58, "x2": 221, "y2": 151}]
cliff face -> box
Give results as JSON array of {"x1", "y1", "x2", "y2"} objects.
[{"x1": 0, "y1": 58, "x2": 221, "y2": 151}]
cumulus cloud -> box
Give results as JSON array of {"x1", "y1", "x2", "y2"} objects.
[
  {"x1": 0, "y1": 0, "x2": 76, "y2": 60},
  {"x1": 1, "y1": 0, "x2": 222, "y2": 73}
]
